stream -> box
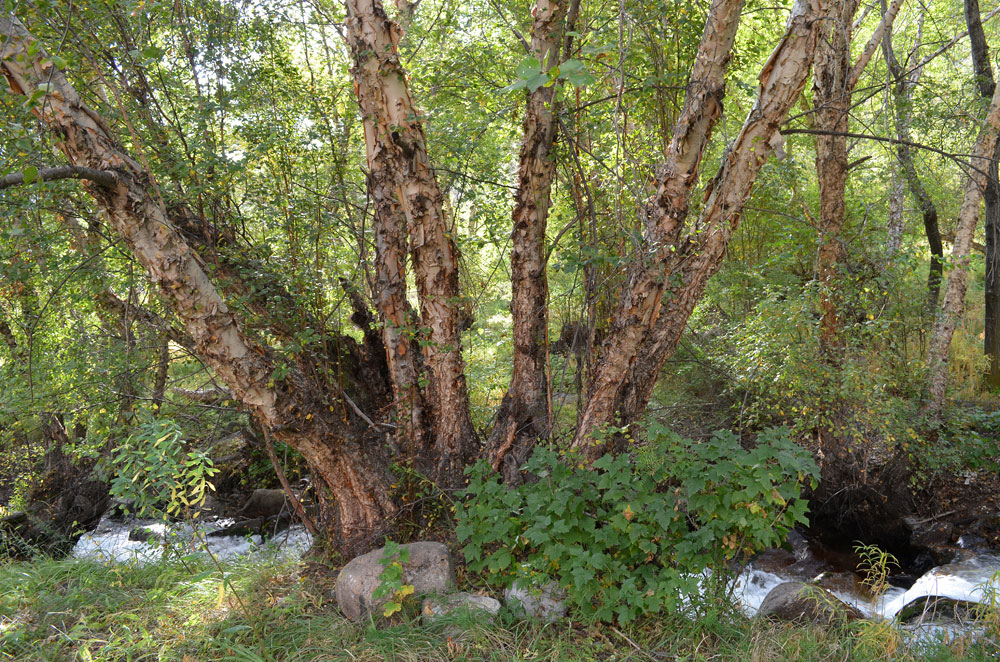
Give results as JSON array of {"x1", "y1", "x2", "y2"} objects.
[
  {"x1": 733, "y1": 530, "x2": 1000, "y2": 641},
  {"x1": 72, "y1": 515, "x2": 1000, "y2": 640},
  {"x1": 71, "y1": 512, "x2": 313, "y2": 565}
]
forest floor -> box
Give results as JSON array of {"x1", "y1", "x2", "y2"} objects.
[{"x1": 1, "y1": 552, "x2": 998, "y2": 662}]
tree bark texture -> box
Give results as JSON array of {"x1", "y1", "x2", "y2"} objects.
[
  {"x1": 0, "y1": 17, "x2": 397, "y2": 555},
  {"x1": 813, "y1": 0, "x2": 862, "y2": 355},
  {"x1": 924, "y1": 81, "x2": 1000, "y2": 417},
  {"x1": 573, "y1": 0, "x2": 833, "y2": 456},
  {"x1": 964, "y1": 0, "x2": 1000, "y2": 388},
  {"x1": 344, "y1": 0, "x2": 476, "y2": 487},
  {"x1": 488, "y1": 0, "x2": 570, "y2": 483},
  {"x1": 570, "y1": 0, "x2": 746, "y2": 455}
]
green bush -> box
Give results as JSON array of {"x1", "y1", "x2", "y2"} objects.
[{"x1": 456, "y1": 424, "x2": 818, "y2": 624}]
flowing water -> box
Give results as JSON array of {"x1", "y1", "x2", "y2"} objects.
[
  {"x1": 71, "y1": 513, "x2": 313, "y2": 565},
  {"x1": 732, "y1": 531, "x2": 1000, "y2": 641}
]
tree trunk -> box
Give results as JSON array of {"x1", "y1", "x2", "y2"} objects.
[
  {"x1": 986, "y1": 146, "x2": 1000, "y2": 386},
  {"x1": 964, "y1": 0, "x2": 1000, "y2": 388},
  {"x1": 924, "y1": 82, "x2": 1000, "y2": 417},
  {"x1": 0, "y1": 16, "x2": 396, "y2": 555},
  {"x1": 882, "y1": 5, "x2": 942, "y2": 319},
  {"x1": 570, "y1": 0, "x2": 746, "y2": 454},
  {"x1": 488, "y1": 0, "x2": 571, "y2": 483},
  {"x1": 813, "y1": 1, "x2": 862, "y2": 356},
  {"x1": 573, "y1": 0, "x2": 833, "y2": 455},
  {"x1": 344, "y1": 0, "x2": 476, "y2": 488}
]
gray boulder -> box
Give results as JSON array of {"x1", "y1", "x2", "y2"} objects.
[
  {"x1": 505, "y1": 580, "x2": 567, "y2": 622},
  {"x1": 336, "y1": 541, "x2": 455, "y2": 622},
  {"x1": 421, "y1": 592, "x2": 501, "y2": 624},
  {"x1": 758, "y1": 581, "x2": 864, "y2": 624}
]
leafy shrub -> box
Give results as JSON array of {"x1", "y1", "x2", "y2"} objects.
[
  {"x1": 914, "y1": 407, "x2": 1000, "y2": 481},
  {"x1": 107, "y1": 418, "x2": 218, "y2": 518},
  {"x1": 372, "y1": 540, "x2": 416, "y2": 618},
  {"x1": 456, "y1": 424, "x2": 818, "y2": 624}
]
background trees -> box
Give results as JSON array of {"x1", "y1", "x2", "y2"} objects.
[{"x1": 2, "y1": 0, "x2": 1000, "y2": 556}]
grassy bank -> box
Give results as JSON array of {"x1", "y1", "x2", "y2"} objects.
[{"x1": 0, "y1": 554, "x2": 995, "y2": 661}]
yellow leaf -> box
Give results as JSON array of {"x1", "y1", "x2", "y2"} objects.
[
  {"x1": 396, "y1": 584, "x2": 415, "y2": 599},
  {"x1": 383, "y1": 601, "x2": 402, "y2": 617}
]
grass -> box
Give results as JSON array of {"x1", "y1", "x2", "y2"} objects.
[{"x1": 1, "y1": 553, "x2": 999, "y2": 661}]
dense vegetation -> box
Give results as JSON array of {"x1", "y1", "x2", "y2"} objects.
[{"x1": 3, "y1": 0, "x2": 1000, "y2": 656}]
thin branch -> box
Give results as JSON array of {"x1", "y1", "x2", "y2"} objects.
[
  {"x1": 262, "y1": 427, "x2": 319, "y2": 537},
  {"x1": 780, "y1": 128, "x2": 991, "y2": 179}
]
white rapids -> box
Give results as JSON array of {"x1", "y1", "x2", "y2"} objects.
[
  {"x1": 730, "y1": 540, "x2": 1000, "y2": 643},
  {"x1": 71, "y1": 514, "x2": 313, "y2": 565}
]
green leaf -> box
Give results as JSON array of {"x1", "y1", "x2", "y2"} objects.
[
  {"x1": 514, "y1": 56, "x2": 541, "y2": 79},
  {"x1": 22, "y1": 166, "x2": 38, "y2": 185}
]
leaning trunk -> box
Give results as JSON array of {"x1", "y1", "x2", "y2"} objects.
[
  {"x1": 571, "y1": 0, "x2": 746, "y2": 452},
  {"x1": 882, "y1": 5, "x2": 941, "y2": 319},
  {"x1": 574, "y1": 0, "x2": 832, "y2": 454},
  {"x1": 924, "y1": 81, "x2": 1000, "y2": 417},
  {"x1": 0, "y1": 17, "x2": 397, "y2": 554}
]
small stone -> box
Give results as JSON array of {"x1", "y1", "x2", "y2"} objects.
[
  {"x1": 757, "y1": 581, "x2": 864, "y2": 624},
  {"x1": 336, "y1": 541, "x2": 454, "y2": 622},
  {"x1": 505, "y1": 580, "x2": 567, "y2": 622},
  {"x1": 421, "y1": 592, "x2": 501, "y2": 624}
]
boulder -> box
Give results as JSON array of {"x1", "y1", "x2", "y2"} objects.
[
  {"x1": 336, "y1": 541, "x2": 455, "y2": 622},
  {"x1": 421, "y1": 592, "x2": 501, "y2": 624},
  {"x1": 757, "y1": 581, "x2": 864, "y2": 624},
  {"x1": 236, "y1": 489, "x2": 287, "y2": 518},
  {"x1": 505, "y1": 580, "x2": 567, "y2": 622},
  {"x1": 896, "y1": 596, "x2": 977, "y2": 625}
]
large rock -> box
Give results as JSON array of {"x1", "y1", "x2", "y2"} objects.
[
  {"x1": 758, "y1": 581, "x2": 864, "y2": 624},
  {"x1": 336, "y1": 541, "x2": 455, "y2": 622},
  {"x1": 505, "y1": 580, "x2": 567, "y2": 622}
]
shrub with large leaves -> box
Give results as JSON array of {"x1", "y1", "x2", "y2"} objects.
[{"x1": 457, "y1": 424, "x2": 817, "y2": 624}]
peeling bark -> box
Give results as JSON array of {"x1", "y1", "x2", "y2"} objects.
[
  {"x1": 924, "y1": 82, "x2": 1000, "y2": 418},
  {"x1": 571, "y1": 0, "x2": 746, "y2": 453},
  {"x1": 344, "y1": 0, "x2": 476, "y2": 487},
  {"x1": 0, "y1": 16, "x2": 396, "y2": 554},
  {"x1": 488, "y1": 0, "x2": 570, "y2": 483},
  {"x1": 813, "y1": 0, "x2": 862, "y2": 355},
  {"x1": 573, "y1": 0, "x2": 832, "y2": 455}
]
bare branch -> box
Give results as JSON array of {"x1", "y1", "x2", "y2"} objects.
[{"x1": 0, "y1": 165, "x2": 117, "y2": 190}]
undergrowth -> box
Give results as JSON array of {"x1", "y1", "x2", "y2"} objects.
[{"x1": 1, "y1": 554, "x2": 998, "y2": 661}]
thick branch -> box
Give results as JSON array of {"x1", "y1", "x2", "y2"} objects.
[
  {"x1": 0, "y1": 165, "x2": 117, "y2": 190},
  {"x1": 848, "y1": 0, "x2": 904, "y2": 90}
]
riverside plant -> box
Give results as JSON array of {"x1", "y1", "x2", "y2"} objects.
[{"x1": 457, "y1": 424, "x2": 818, "y2": 625}]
